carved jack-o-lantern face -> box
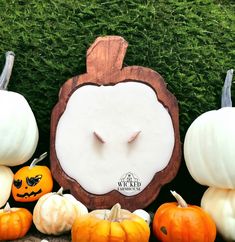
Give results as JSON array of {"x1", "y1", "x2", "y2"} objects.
[{"x1": 12, "y1": 153, "x2": 53, "y2": 202}]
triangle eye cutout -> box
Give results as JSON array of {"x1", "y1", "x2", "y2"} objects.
[
  {"x1": 128, "y1": 131, "x2": 141, "y2": 143},
  {"x1": 93, "y1": 131, "x2": 105, "y2": 144}
]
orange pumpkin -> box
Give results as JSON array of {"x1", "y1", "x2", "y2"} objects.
[
  {"x1": 72, "y1": 203, "x2": 150, "y2": 242},
  {"x1": 152, "y1": 191, "x2": 216, "y2": 242},
  {"x1": 12, "y1": 152, "x2": 53, "y2": 202},
  {"x1": 0, "y1": 203, "x2": 32, "y2": 240}
]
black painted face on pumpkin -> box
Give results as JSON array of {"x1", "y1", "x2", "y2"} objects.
[
  {"x1": 12, "y1": 165, "x2": 53, "y2": 202},
  {"x1": 13, "y1": 175, "x2": 42, "y2": 199}
]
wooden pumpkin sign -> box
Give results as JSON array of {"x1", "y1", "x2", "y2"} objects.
[{"x1": 50, "y1": 36, "x2": 181, "y2": 211}]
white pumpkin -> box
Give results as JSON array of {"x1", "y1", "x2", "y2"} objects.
[
  {"x1": 0, "y1": 51, "x2": 38, "y2": 166},
  {"x1": 133, "y1": 209, "x2": 151, "y2": 225},
  {"x1": 201, "y1": 187, "x2": 235, "y2": 241},
  {"x1": 184, "y1": 69, "x2": 235, "y2": 189},
  {"x1": 33, "y1": 187, "x2": 88, "y2": 235},
  {"x1": 0, "y1": 165, "x2": 13, "y2": 207}
]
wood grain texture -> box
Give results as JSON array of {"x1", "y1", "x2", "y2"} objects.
[{"x1": 50, "y1": 36, "x2": 181, "y2": 211}]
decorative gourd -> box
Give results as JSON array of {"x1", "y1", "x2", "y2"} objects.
[
  {"x1": 71, "y1": 203, "x2": 150, "y2": 242},
  {"x1": 0, "y1": 202, "x2": 32, "y2": 241},
  {"x1": 133, "y1": 209, "x2": 151, "y2": 225},
  {"x1": 33, "y1": 187, "x2": 88, "y2": 235},
  {"x1": 0, "y1": 165, "x2": 13, "y2": 207},
  {"x1": 201, "y1": 187, "x2": 235, "y2": 241},
  {"x1": 152, "y1": 191, "x2": 216, "y2": 242},
  {"x1": 0, "y1": 51, "x2": 38, "y2": 166},
  {"x1": 51, "y1": 35, "x2": 181, "y2": 211},
  {"x1": 184, "y1": 69, "x2": 235, "y2": 188},
  {"x1": 12, "y1": 152, "x2": 53, "y2": 202}
]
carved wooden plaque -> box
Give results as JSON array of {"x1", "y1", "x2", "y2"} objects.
[{"x1": 50, "y1": 36, "x2": 181, "y2": 211}]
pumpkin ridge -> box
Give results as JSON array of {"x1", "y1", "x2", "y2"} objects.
[
  {"x1": 118, "y1": 221, "x2": 129, "y2": 242},
  {"x1": 9, "y1": 209, "x2": 19, "y2": 239},
  {"x1": 35, "y1": 193, "x2": 53, "y2": 233},
  {"x1": 170, "y1": 208, "x2": 182, "y2": 241},
  {"x1": 17, "y1": 211, "x2": 25, "y2": 238},
  {"x1": 201, "y1": 209, "x2": 216, "y2": 242},
  {"x1": 132, "y1": 219, "x2": 150, "y2": 242},
  {"x1": 88, "y1": 217, "x2": 100, "y2": 242},
  {"x1": 18, "y1": 208, "x2": 32, "y2": 238}
]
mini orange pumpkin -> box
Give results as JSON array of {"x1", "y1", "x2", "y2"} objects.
[
  {"x1": 0, "y1": 202, "x2": 32, "y2": 240},
  {"x1": 152, "y1": 191, "x2": 216, "y2": 242},
  {"x1": 12, "y1": 152, "x2": 53, "y2": 202},
  {"x1": 72, "y1": 203, "x2": 150, "y2": 242}
]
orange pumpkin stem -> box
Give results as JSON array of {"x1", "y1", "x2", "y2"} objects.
[
  {"x1": 108, "y1": 203, "x2": 121, "y2": 221},
  {"x1": 170, "y1": 191, "x2": 188, "y2": 208},
  {"x1": 29, "y1": 152, "x2": 47, "y2": 169}
]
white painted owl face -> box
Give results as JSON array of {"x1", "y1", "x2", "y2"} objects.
[{"x1": 55, "y1": 81, "x2": 174, "y2": 196}]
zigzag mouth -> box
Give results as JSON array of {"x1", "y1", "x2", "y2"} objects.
[{"x1": 17, "y1": 189, "x2": 42, "y2": 198}]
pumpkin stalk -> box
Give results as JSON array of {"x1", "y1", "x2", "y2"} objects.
[
  {"x1": 57, "y1": 187, "x2": 64, "y2": 196},
  {"x1": 221, "y1": 69, "x2": 233, "y2": 108},
  {"x1": 0, "y1": 51, "x2": 15, "y2": 90},
  {"x1": 170, "y1": 191, "x2": 188, "y2": 208},
  {"x1": 29, "y1": 152, "x2": 47, "y2": 169},
  {"x1": 3, "y1": 202, "x2": 11, "y2": 213},
  {"x1": 108, "y1": 203, "x2": 121, "y2": 221}
]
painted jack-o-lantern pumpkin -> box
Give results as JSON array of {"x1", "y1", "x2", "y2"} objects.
[
  {"x1": 50, "y1": 36, "x2": 181, "y2": 211},
  {"x1": 12, "y1": 152, "x2": 53, "y2": 202}
]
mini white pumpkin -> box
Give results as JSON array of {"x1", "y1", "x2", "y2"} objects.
[
  {"x1": 0, "y1": 51, "x2": 38, "y2": 166},
  {"x1": 133, "y1": 209, "x2": 151, "y2": 225},
  {"x1": 184, "y1": 69, "x2": 235, "y2": 188},
  {"x1": 0, "y1": 165, "x2": 13, "y2": 207},
  {"x1": 201, "y1": 187, "x2": 235, "y2": 241},
  {"x1": 33, "y1": 187, "x2": 88, "y2": 235}
]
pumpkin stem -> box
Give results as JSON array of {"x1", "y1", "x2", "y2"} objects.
[
  {"x1": 221, "y1": 69, "x2": 233, "y2": 108},
  {"x1": 57, "y1": 187, "x2": 64, "y2": 196},
  {"x1": 29, "y1": 152, "x2": 47, "y2": 169},
  {"x1": 3, "y1": 202, "x2": 11, "y2": 213},
  {"x1": 0, "y1": 51, "x2": 15, "y2": 90},
  {"x1": 107, "y1": 203, "x2": 121, "y2": 221},
  {"x1": 170, "y1": 191, "x2": 188, "y2": 208}
]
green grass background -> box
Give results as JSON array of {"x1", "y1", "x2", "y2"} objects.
[{"x1": 0, "y1": 0, "x2": 234, "y2": 237}]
